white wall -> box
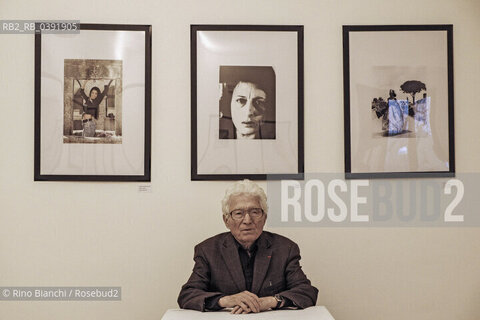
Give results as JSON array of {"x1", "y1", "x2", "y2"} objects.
[{"x1": 1, "y1": 0, "x2": 479, "y2": 319}]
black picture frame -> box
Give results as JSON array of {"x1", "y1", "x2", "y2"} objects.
[
  {"x1": 191, "y1": 25, "x2": 304, "y2": 181},
  {"x1": 34, "y1": 23, "x2": 152, "y2": 181},
  {"x1": 343, "y1": 25, "x2": 455, "y2": 179}
]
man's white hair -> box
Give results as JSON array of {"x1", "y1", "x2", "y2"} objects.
[{"x1": 221, "y1": 179, "x2": 268, "y2": 219}]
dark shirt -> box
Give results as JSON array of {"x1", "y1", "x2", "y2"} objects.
[
  {"x1": 204, "y1": 239, "x2": 292, "y2": 311},
  {"x1": 238, "y1": 241, "x2": 258, "y2": 292}
]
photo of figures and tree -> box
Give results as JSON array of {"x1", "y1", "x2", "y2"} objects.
[
  {"x1": 371, "y1": 80, "x2": 430, "y2": 137},
  {"x1": 343, "y1": 25, "x2": 454, "y2": 178},
  {"x1": 63, "y1": 59, "x2": 123, "y2": 144}
]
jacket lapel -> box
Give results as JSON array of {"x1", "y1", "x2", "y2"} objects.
[
  {"x1": 220, "y1": 233, "x2": 246, "y2": 292},
  {"x1": 251, "y1": 232, "x2": 272, "y2": 295}
]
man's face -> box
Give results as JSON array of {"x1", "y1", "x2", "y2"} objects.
[
  {"x1": 90, "y1": 89, "x2": 98, "y2": 100},
  {"x1": 230, "y1": 82, "x2": 267, "y2": 139},
  {"x1": 224, "y1": 193, "x2": 266, "y2": 248}
]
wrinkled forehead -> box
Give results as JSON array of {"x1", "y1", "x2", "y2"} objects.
[
  {"x1": 232, "y1": 82, "x2": 267, "y2": 98},
  {"x1": 228, "y1": 193, "x2": 261, "y2": 209}
]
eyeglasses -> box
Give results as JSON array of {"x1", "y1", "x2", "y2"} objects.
[{"x1": 229, "y1": 208, "x2": 264, "y2": 221}]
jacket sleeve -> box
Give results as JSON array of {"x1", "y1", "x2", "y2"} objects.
[
  {"x1": 278, "y1": 243, "x2": 318, "y2": 309},
  {"x1": 177, "y1": 245, "x2": 224, "y2": 311}
]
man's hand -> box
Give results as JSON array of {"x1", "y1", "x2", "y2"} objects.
[
  {"x1": 230, "y1": 296, "x2": 277, "y2": 314},
  {"x1": 218, "y1": 291, "x2": 261, "y2": 313}
]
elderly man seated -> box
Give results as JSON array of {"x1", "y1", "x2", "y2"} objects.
[{"x1": 178, "y1": 180, "x2": 318, "y2": 314}]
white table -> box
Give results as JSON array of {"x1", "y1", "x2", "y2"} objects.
[{"x1": 161, "y1": 306, "x2": 335, "y2": 320}]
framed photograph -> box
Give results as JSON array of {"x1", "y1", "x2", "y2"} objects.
[
  {"x1": 191, "y1": 25, "x2": 304, "y2": 180},
  {"x1": 343, "y1": 25, "x2": 454, "y2": 179},
  {"x1": 34, "y1": 24, "x2": 152, "y2": 181}
]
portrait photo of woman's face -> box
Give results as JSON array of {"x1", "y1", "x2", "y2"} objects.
[
  {"x1": 219, "y1": 66, "x2": 276, "y2": 140},
  {"x1": 230, "y1": 82, "x2": 267, "y2": 139}
]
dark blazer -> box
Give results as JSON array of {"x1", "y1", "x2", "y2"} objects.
[{"x1": 178, "y1": 231, "x2": 318, "y2": 311}]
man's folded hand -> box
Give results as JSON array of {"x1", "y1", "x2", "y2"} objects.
[{"x1": 227, "y1": 295, "x2": 277, "y2": 314}]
